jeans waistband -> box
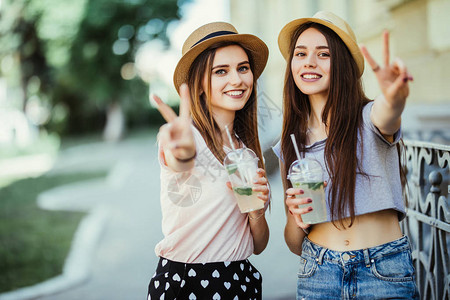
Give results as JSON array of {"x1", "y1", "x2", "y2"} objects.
[{"x1": 302, "y1": 235, "x2": 411, "y2": 267}]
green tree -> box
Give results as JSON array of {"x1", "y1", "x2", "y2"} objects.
[
  {"x1": 0, "y1": 0, "x2": 185, "y2": 137},
  {"x1": 54, "y1": 0, "x2": 184, "y2": 138},
  {"x1": 0, "y1": 0, "x2": 53, "y2": 112}
]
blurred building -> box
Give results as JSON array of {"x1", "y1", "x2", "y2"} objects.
[{"x1": 229, "y1": 0, "x2": 450, "y2": 144}]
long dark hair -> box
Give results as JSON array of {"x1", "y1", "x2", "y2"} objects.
[
  {"x1": 187, "y1": 41, "x2": 265, "y2": 169},
  {"x1": 281, "y1": 23, "x2": 370, "y2": 228}
]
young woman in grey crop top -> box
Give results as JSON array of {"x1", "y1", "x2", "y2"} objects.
[{"x1": 275, "y1": 11, "x2": 419, "y2": 299}]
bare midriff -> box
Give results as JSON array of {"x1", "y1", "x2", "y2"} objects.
[{"x1": 307, "y1": 209, "x2": 403, "y2": 251}]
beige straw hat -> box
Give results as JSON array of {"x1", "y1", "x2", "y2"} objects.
[
  {"x1": 278, "y1": 11, "x2": 364, "y2": 77},
  {"x1": 173, "y1": 22, "x2": 269, "y2": 93}
]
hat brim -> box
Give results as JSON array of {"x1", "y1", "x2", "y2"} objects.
[
  {"x1": 278, "y1": 17, "x2": 364, "y2": 77},
  {"x1": 173, "y1": 33, "x2": 269, "y2": 93}
]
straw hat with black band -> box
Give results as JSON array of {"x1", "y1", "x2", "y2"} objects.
[
  {"x1": 173, "y1": 22, "x2": 269, "y2": 93},
  {"x1": 278, "y1": 11, "x2": 365, "y2": 78}
]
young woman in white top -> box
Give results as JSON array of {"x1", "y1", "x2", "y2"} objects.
[
  {"x1": 148, "y1": 22, "x2": 270, "y2": 299},
  {"x1": 272, "y1": 11, "x2": 419, "y2": 299}
]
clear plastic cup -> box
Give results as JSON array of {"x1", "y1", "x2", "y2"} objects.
[
  {"x1": 224, "y1": 148, "x2": 265, "y2": 213},
  {"x1": 287, "y1": 158, "x2": 327, "y2": 224}
]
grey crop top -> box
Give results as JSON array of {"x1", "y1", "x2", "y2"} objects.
[{"x1": 272, "y1": 101, "x2": 406, "y2": 221}]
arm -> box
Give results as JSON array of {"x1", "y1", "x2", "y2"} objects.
[
  {"x1": 153, "y1": 84, "x2": 196, "y2": 172},
  {"x1": 360, "y1": 31, "x2": 413, "y2": 141},
  {"x1": 248, "y1": 169, "x2": 270, "y2": 255}
]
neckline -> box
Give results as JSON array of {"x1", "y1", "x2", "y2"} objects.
[
  {"x1": 305, "y1": 137, "x2": 327, "y2": 149},
  {"x1": 223, "y1": 132, "x2": 242, "y2": 152}
]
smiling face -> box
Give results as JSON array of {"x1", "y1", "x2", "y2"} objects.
[
  {"x1": 202, "y1": 44, "x2": 254, "y2": 120},
  {"x1": 291, "y1": 27, "x2": 331, "y2": 99}
]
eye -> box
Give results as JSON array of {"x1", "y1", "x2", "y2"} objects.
[
  {"x1": 294, "y1": 51, "x2": 306, "y2": 57},
  {"x1": 318, "y1": 52, "x2": 330, "y2": 57},
  {"x1": 238, "y1": 65, "x2": 249, "y2": 72},
  {"x1": 214, "y1": 69, "x2": 226, "y2": 75}
]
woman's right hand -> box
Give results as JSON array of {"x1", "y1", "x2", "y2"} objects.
[
  {"x1": 151, "y1": 83, "x2": 196, "y2": 171},
  {"x1": 285, "y1": 187, "x2": 312, "y2": 230}
]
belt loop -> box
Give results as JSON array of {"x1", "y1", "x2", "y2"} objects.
[
  {"x1": 317, "y1": 248, "x2": 327, "y2": 265},
  {"x1": 363, "y1": 249, "x2": 371, "y2": 267}
]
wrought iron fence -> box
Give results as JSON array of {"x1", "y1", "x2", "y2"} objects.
[{"x1": 401, "y1": 140, "x2": 450, "y2": 300}]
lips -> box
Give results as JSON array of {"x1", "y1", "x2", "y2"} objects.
[
  {"x1": 224, "y1": 90, "x2": 244, "y2": 97},
  {"x1": 301, "y1": 73, "x2": 322, "y2": 80}
]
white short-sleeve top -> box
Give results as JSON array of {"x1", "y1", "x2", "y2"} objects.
[{"x1": 155, "y1": 126, "x2": 254, "y2": 263}]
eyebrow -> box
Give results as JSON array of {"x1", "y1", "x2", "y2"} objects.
[
  {"x1": 212, "y1": 61, "x2": 250, "y2": 69},
  {"x1": 295, "y1": 45, "x2": 329, "y2": 50}
]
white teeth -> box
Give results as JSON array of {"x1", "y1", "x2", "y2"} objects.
[
  {"x1": 226, "y1": 90, "x2": 243, "y2": 96},
  {"x1": 302, "y1": 74, "x2": 321, "y2": 79}
]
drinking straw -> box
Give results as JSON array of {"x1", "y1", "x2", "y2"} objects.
[
  {"x1": 225, "y1": 125, "x2": 236, "y2": 151},
  {"x1": 290, "y1": 134, "x2": 302, "y2": 162}
]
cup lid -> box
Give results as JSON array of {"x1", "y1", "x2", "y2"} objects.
[
  {"x1": 224, "y1": 147, "x2": 258, "y2": 166},
  {"x1": 288, "y1": 158, "x2": 322, "y2": 179}
]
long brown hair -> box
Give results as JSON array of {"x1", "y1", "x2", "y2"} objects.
[
  {"x1": 281, "y1": 23, "x2": 370, "y2": 228},
  {"x1": 187, "y1": 41, "x2": 265, "y2": 169}
]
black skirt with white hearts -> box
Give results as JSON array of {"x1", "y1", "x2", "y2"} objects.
[{"x1": 147, "y1": 257, "x2": 262, "y2": 300}]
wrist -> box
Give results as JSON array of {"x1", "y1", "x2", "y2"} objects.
[
  {"x1": 248, "y1": 209, "x2": 265, "y2": 221},
  {"x1": 174, "y1": 150, "x2": 196, "y2": 163}
]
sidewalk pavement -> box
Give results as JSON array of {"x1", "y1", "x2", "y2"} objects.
[{"x1": 2, "y1": 132, "x2": 298, "y2": 300}]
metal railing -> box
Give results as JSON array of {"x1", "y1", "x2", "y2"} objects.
[{"x1": 401, "y1": 140, "x2": 450, "y2": 300}]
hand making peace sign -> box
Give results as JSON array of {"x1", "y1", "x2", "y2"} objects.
[
  {"x1": 151, "y1": 83, "x2": 196, "y2": 169},
  {"x1": 360, "y1": 30, "x2": 414, "y2": 109}
]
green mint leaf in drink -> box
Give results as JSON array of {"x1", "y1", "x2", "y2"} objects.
[
  {"x1": 292, "y1": 182, "x2": 301, "y2": 188},
  {"x1": 226, "y1": 165, "x2": 238, "y2": 175},
  {"x1": 234, "y1": 187, "x2": 253, "y2": 196},
  {"x1": 307, "y1": 182, "x2": 324, "y2": 191}
]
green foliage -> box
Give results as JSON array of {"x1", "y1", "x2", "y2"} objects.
[
  {"x1": 0, "y1": 172, "x2": 106, "y2": 293},
  {"x1": 234, "y1": 187, "x2": 253, "y2": 196},
  {"x1": 50, "y1": 0, "x2": 184, "y2": 134},
  {"x1": 0, "y1": 0, "x2": 54, "y2": 112},
  {"x1": 0, "y1": 0, "x2": 186, "y2": 135}
]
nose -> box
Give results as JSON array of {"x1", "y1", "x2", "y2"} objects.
[
  {"x1": 229, "y1": 70, "x2": 243, "y2": 86},
  {"x1": 304, "y1": 54, "x2": 317, "y2": 68}
]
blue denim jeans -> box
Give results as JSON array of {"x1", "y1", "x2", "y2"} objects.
[{"x1": 297, "y1": 236, "x2": 419, "y2": 300}]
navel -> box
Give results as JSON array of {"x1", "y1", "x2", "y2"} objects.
[{"x1": 344, "y1": 239, "x2": 350, "y2": 246}]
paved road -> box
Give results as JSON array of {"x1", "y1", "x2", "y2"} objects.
[{"x1": 34, "y1": 132, "x2": 298, "y2": 300}]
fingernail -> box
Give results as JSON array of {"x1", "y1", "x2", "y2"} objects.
[
  {"x1": 403, "y1": 78, "x2": 408, "y2": 83},
  {"x1": 289, "y1": 210, "x2": 293, "y2": 215},
  {"x1": 408, "y1": 76, "x2": 414, "y2": 81},
  {"x1": 307, "y1": 199, "x2": 313, "y2": 203},
  {"x1": 308, "y1": 207, "x2": 313, "y2": 211},
  {"x1": 151, "y1": 94, "x2": 161, "y2": 105}
]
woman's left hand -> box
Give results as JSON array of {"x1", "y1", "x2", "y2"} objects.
[{"x1": 360, "y1": 30, "x2": 413, "y2": 108}]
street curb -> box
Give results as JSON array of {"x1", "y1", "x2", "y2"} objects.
[{"x1": 0, "y1": 207, "x2": 107, "y2": 300}]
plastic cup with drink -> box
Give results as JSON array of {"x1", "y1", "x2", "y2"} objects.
[
  {"x1": 287, "y1": 134, "x2": 327, "y2": 224},
  {"x1": 223, "y1": 126, "x2": 265, "y2": 213}
]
